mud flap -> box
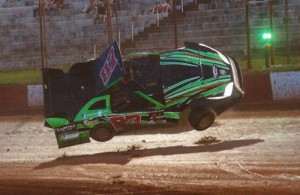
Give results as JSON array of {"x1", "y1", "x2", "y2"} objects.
[{"x1": 54, "y1": 124, "x2": 90, "y2": 148}]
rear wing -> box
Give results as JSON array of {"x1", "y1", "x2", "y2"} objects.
[
  {"x1": 95, "y1": 41, "x2": 124, "y2": 94},
  {"x1": 43, "y1": 41, "x2": 124, "y2": 118}
]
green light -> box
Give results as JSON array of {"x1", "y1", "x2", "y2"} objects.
[{"x1": 263, "y1": 33, "x2": 272, "y2": 40}]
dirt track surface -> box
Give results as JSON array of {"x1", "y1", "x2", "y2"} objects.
[{"x1": 0, "y1": 107, "x2": 300, "y2": 194}]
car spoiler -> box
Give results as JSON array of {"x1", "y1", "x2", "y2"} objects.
[
  {"x1": 43, "y1": 41, "x2": 124, "y2": 119},
  {"x1": 95, "y1": 41, "x2": 124, "y2": 94}
]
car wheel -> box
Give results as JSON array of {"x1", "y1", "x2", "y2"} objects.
[
  {"x1": 90, "y1": 126, "x2": 115, "y2": 142},
  {"x1": 188, "y1": 109, "x2": 215, "y2": 131}
]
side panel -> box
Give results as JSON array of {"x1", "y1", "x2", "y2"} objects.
[
  {"x1": 160, "y1": 48, "x2": 202, "y2": 108},
  {"x1": 74, "y1": 95, "x2": 112, "y2": 122},
  {"x1": 161, "y1": 46, "x2": 233, "y2": 109},
  {"x1": 46, "y1": 117, "x2": 91, "y2": 149}
]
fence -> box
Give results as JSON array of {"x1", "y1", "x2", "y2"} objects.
[
  {"x1": 0, "y1": 0, "x2": 299, "y2": 71},
  {"x1": 245, "y1": 0, "x2": 298, "y2": 68}
]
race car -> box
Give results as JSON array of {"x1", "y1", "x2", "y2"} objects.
[{"x1": 43, "y1": 41, "x2": 244, "y2": 148}]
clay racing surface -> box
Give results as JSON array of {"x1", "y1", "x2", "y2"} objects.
[{"x1": 0, "y1": 107, "x2": 300, "y2": 194}]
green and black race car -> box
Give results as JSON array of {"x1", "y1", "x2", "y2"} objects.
[{"x1": 43, "y1": 41, "x2": 244, "y2": 148}]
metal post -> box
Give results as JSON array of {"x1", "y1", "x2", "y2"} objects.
[
  {"x1": 245, "y1": 0, "x2": 252, "y2": 70},
  {"x1": 265, "y1": 45, "x2": 270, "y2": 68},
  {"x1": 38, "y1": 0, "x2": 47, "y2": 72},
  {"x1": 285, "y1": 0, "x2": 290, "y2": 64},
  {"x1": 172, "y1": 0, "x2": 178, "y2": 49},
  {"x1": 131, "y1": 23, "x2": 134, "y2": 42},
  {"x1": 105, "y1": 0, "x2": 113, "y2": 44},
  {"x1": 115, "y1": 0, "x2": 120, "y2": 46},
  {"x1": 94, "y1": 44, "x2": 97, "y2": 58},
  {"x1": 269, "y1": 0, "x2": 274, "y2": 65},
  {"x1": 156, "y1": 9, "x2": 159, "y2": 27}
]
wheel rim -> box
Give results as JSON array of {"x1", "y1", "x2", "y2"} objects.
[
  {"x1": 198, "y1": 115, "x2": 214, "y2": 129},
  {"x1": 93, "y1": 127, "x2": 110, "y2": 140}
]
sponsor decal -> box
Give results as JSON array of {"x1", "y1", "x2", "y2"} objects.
[
  {"x1": 55, "y1": 124, "x2": 77, "y2": 134},
  {"x1": 100, "y1": 46, "x2": 119, "y2": 86},
  {"x1": 62, "y1": 132, "x2": 79, "y2": 140},
  {"x1": 219, "y1": 69, "x2": 227, "y2": 76},
  {"x1": 84, "y1": 118, "x2": 100, "y2": 126},
  {"x1": 109, "y1": 114, "x2": 141, "y2": 130},
  {"x1": 149, "y1": 110, "x2": 164, "y2": 121},
  {"x1": 82, "y1": 114, "x2": 87, "y2": 119},
  {"x1": 212, "y1": 65, "x2": 218, "y2": 79}
]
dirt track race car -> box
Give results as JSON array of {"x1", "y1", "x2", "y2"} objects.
[{"x1": 43, "y1": 41, "x2": 244, "y2": 148}]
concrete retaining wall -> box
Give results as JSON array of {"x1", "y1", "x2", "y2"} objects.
[
  {"x1": 0, "y1": 85, "x2": 29, "y2": 112},
  {"x1": 241, "y1": 73, "x2": 273, "y2": 103},
  {"x1": 0, "y1": 71, "x2": 299, "y2": 114},
  {"x1": 242, "y1": 71, "x2": 300, "y2": 103},
  {"x1": 270, "y1": 71, "x2": 300, "y2": 101}
]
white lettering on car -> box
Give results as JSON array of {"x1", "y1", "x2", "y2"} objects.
[
  {"x1": 55, "y1": 124, "x2": 77, "y2": 134},
  {"x1": 213, "y1": 65, "x2": 219, "y2": 79}
]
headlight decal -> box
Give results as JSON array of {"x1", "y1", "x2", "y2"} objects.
[{"x1": 224, "y1": 82, "x2": 234, "y2": 97}]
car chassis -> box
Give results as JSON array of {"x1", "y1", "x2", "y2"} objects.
[{"x1": 43, "y1": 41, "x2": 244, "y2": 148}]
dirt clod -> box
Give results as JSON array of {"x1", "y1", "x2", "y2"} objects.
[{"x1": 194, "y1": 135, "x2": 221, "y2": 145}]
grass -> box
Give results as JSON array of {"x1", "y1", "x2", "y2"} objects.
[
  {"x1": 237, "y1": 56, "x2": 300, "y2": 74},
  {"x1": 0, "y1": 69, "x2": 43, "y2": 85},
  {"x1": 0, "y1": 65, "x2": 69, "y2": 85},
  {"x1": 0, "y1": 56, "x2": 299, "y2": 85}
]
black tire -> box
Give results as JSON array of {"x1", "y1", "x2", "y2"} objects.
[
  {"x1": 188, "y1": 109, "x2": 216, "y2": 131},
  {"x1": 90, "y1": 126, "x2": 115, "y2": 142}
]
